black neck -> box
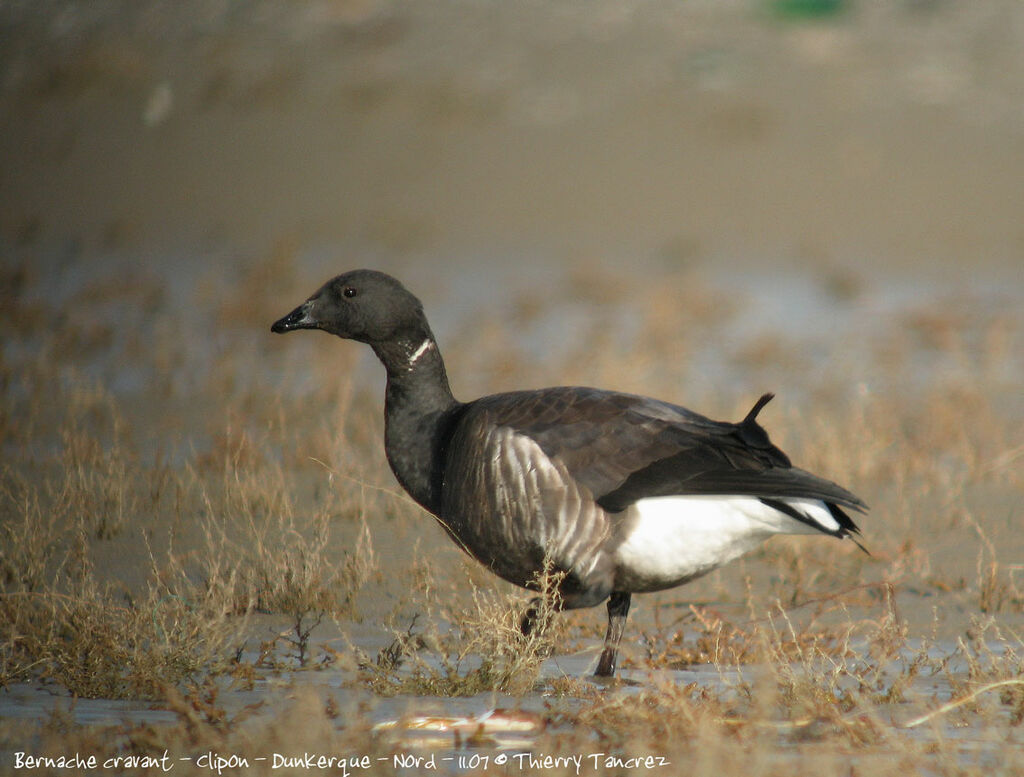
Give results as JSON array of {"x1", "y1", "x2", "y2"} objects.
[{"x1": 375, "y1": 334, "x2": 460, "y2": 514}]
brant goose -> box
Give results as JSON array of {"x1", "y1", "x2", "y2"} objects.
[{"x1": 272, "y1": 270, "x2": 867, "y2": 677}]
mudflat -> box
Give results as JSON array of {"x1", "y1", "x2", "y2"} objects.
[{"x1": 2, "y1": 2, "x2": 1023, "y2": 774}]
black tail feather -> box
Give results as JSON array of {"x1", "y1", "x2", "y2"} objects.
[
  {"x1": 743, "y1": 393, "x2": 775, "y2": 424},
  {"x1": 828, "y1": 502, "x2": 871, "y2": 556},
  {"x1": 761, "y1": 497, "x2": 871, "y2": 556}
]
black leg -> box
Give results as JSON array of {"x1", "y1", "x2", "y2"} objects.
[
  {"x1": 519, "y1": 596, "x2": 543, "y2": 636},
  {"x1": 595, "y1": 591, "x2": 631, "y2": 677}
]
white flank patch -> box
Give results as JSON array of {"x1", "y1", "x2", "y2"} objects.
[
  {"x1": 778, "y1": 497, "x2": 842, "y2": 533},
  {"x1": 408, "y1": 338, "x2": 434, "y2": 367},
  {"x1": 614, "y1": 495, "x2": 838, "y2": 591}
]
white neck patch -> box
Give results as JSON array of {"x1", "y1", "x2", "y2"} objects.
[{"x1": 408, "y1": 338, "x2": 434, "y2": 368}]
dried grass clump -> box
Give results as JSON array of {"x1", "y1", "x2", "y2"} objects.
[
  {"x1": 0, "y1": 335, "x2": 381, "y2": 697},
  {"x1": 2, "y1": 582, "x2": 235, "y2": 699},
  {"x1": 0, "y1": 431, "x2": 239, "y2": 697},
  {"x1": 535, "y1": 585, "x2": 1024, "y2": 775},
  {"x1": 188, "y1": 433, "x2": 378, "y2": 621},
  {"x1": 0, "y1": 460, "x2": 233, "y2": 697},
  {"x1": 358, "y1": 561, "x2": 566, "y2": 697}
]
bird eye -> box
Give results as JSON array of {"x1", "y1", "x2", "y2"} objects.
[{"x1": 343, "y1": 286, "x2": 357, "y2": 298}]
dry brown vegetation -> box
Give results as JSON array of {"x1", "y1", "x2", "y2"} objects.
[
  {"x1": 355, "y1": 561, "x2": 568, "y2": 698},
  {"x1": 1, "y1": 246, "x2": 1022, "y2": 775}
]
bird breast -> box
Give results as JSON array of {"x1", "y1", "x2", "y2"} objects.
[{"x1": 440, "y1": 425, "x2": 614, "y2": 601}]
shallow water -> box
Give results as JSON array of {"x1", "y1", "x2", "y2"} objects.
[
  {"x1": 3, "y1": 233, "x2": 1023, "y2": 774},
  {"x1": 3, "y1": 1, "x2": 1024, "y2": 774},
  {"x1": 4, "y1": 633, "x2": 1022, "y2": 773}
]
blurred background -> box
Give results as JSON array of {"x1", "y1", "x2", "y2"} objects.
[
  {"x1": 1, "y1": 0, "x2": 1021, "y2": 425},
  {"x1": 4, "y1": 0, "x2": 1023, "y2": 271}
]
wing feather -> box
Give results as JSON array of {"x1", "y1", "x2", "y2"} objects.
[{"x1": 457, "y1": 387, "x2": 867, "y2": 518}]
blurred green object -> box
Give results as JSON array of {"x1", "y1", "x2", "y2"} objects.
[{"x1": 769, "y1": 0, "x2": 846, "y2": 18}]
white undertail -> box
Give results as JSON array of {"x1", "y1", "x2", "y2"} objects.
[{"x1": 614, "y1": 495, "x2": 841, "y2": 592}]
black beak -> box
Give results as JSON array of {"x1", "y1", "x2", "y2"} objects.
[{"x1": 271, "y1": 302, "x2": 316, "y2": 333}]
